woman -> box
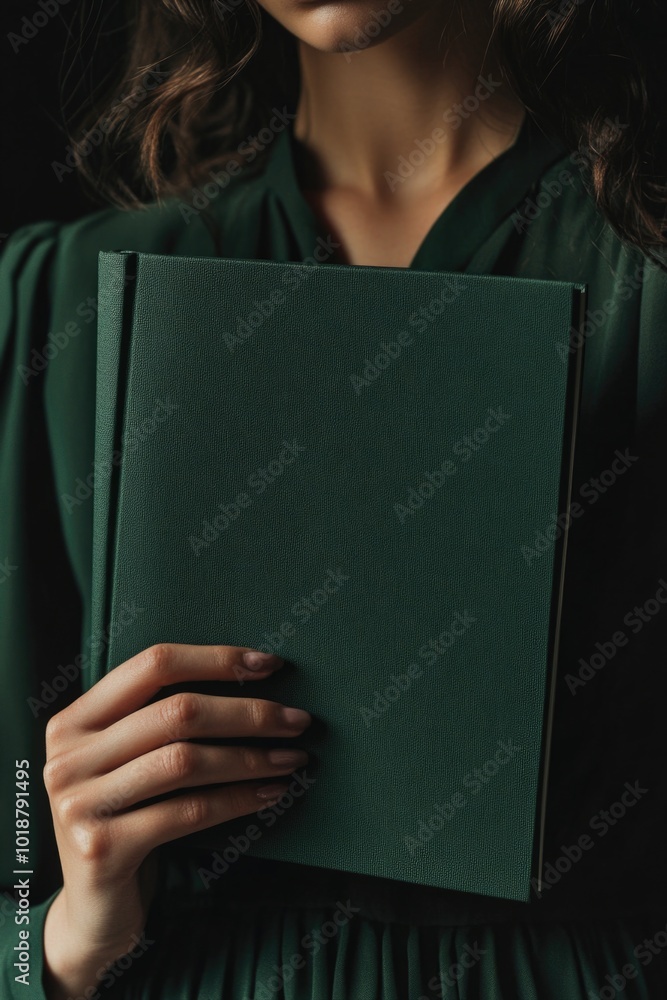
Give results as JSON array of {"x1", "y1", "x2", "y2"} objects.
[{"x1": 1, "y1": 0, "x2": 666, "y2": 997}]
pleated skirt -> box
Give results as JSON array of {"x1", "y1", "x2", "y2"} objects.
[{"x1": 117, "y1": 893, "x2": 667, "y2": 1000}]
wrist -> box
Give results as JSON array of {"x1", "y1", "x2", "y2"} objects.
[{"x1": 43, "y1": 891, "x2": 145, "y2": 1000}]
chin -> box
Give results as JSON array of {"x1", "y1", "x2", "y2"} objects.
[{"x1": 260, "y1": 0, "x2": 433, "y2": 55}]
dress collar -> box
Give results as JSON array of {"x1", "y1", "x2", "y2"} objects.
[{"x1": 262, "y1": 112, "x2": 569, "y2": 272}]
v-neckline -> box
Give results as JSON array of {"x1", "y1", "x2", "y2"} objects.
[{"x1": 263, "y1": 112, "x2": 568, "y2": 272}]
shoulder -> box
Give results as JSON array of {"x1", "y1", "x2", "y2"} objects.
[
  {"x1": 516, "y1": 147, "x2": 667, "y2": 296},
  {"x1": 517, "y1": 149, "x2": 609, "y2": 255},
  {"x1": 0, "y1": 199, "x2": 197, "y2": 300},
  {"x1": 0, "y1": 156, "x2": 265, "y2": 281},
  {"x1": 0, "y1": 168, "x2": 265, "y2": 363},
  {"x1": 538, "y1": 154, "x2": 667, "y2": 417}
]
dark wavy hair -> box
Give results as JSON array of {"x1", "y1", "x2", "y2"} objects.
[{"x1": 65, "y1": 0, "x2": 667, "y2": 262}]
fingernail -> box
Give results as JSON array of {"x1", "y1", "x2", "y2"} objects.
[
  {"x1": 243, "y1": 651, "x2": 284, "y2": 671},
  {"x1": 268, "y1": 749, "x2": 309, "y2": 767},
  {"x1": 281, "y1": 706, "x2": 311, "y2": 729},
  {"x1": 257, "y1": 783, "x2": 289, "y2": 801}
]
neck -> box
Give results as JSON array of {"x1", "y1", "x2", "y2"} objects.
[{"x1": 293, "y1": 6, "x2": 525, "y2": 199}]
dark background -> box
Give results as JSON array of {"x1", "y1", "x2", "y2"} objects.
[{"x1": 1, "y1": 0, "x2": 124, "y2": 242}]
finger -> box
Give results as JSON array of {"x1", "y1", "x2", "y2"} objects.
[
  {"x1": 51, "y1": 643, "x2": 285, "y2": 741},
  {"x1": 89, "y1": 743, "x2": 310, "y2": 814},
  {"x1": 78, "y1": 693, "x2": 312, "y2": 776},
  {"x1": 112, "y1": 780, "x2": 294, "y2": 859}
]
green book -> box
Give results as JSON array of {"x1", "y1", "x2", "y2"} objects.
[{"x1": 93, "y1": 250, "x2": 585, "y2": 902}]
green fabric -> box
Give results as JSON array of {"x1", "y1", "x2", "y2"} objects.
[{"x1": 1, "y1": 111, "x2": 667, "y2": 997}]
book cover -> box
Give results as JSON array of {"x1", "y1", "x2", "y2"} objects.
[{"x1": 92, "y1": 250, "x2": 585, "y2": 901}]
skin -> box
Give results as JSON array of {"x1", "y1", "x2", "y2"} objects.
[
  {"x1": 43, "y1": 646, "x2": 311, "y2": 998},
  {"x1": 258, "y1": 0, "x2": 527, "y2": 266},
  {"x1": 43, "y1": 3, "x2": 527, "y2": 996}
]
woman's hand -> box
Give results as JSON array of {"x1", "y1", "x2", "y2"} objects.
[{"x1": 41, "y1": 643, "x2": 311, "y2": 1000}]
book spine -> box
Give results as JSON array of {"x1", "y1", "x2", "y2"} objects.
[
  {"x1": 90, "y1": 250, "x2": 138, "y2": 687},
  {"x1": 533, "y1": 284, "x2": 588, "y2": 897}
]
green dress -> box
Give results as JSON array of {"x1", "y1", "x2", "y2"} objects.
[{"x1": 2, "y1": 112, "x2": 667, "y2": 999}]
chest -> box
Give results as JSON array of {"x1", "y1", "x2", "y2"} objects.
[{"x1": 302, "y1": 184, "x2": 465, "y2": 269}]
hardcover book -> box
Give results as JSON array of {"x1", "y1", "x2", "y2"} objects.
[{"x1": 92, "y1": 250, "x2": 585, "y2": 902}]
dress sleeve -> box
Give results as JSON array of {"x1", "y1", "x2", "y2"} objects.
[{"x1": 0, "y1": 222, "x2": 84, "y2": 999}]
